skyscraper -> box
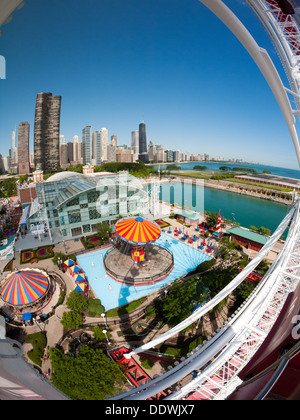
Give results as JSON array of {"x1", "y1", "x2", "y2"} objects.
[
  {"x1": 100, "y1": 128, "x2": 108, "y2": 162},
  {"x1": 111, "y1": 135, "x2": 117, "y2": 147},
  {"x1": 131, "y1": 130, "x2": 139, "y2": 161},
  {"x1": 34, "y1": 92, "x2": 61, "y2": 172},
  {"x1": 82, "y1": 126, "x2": 92, "y2": 165},
  {"x1": 73, "y1": 135, "x2": 82, "y2": 164},
  {"x1": 139, "y1": 122, "x2": 147, "y2": 154},
  {"x1": 17, "y1": 122, "x2": 30, "y2": 174},
  {"x1": 138, "y1": 122, "x2": 148, "y2": 162},
  {"x1": 11, "y1": 128, "x2": 17, "y2": 165},
  {"x1": 92, "y1": 130, "x2": 101, "y2": 165}
]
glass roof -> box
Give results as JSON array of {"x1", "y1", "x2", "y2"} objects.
[{"x1": 36, "y1": 173, "x2": 122, "y2": 209}]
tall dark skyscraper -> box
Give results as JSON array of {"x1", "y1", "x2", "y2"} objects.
[
  {"x1": 138, "y1": 121, "x2": 148, "y2": 162},
  {"x1": 138, "y1": 122, "x2": 147, "y2": 154},
  {"x1": 34, "y1": 92, "x2": 62, "y2": 172}
]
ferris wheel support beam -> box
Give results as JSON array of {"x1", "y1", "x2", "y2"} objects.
[{"x1": 198, "y1": 0, "x2": 300, "y2": 166}]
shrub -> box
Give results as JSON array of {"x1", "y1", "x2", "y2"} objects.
[{"x1": 87, "y1": 298, "x2": 105, "y2": 317}]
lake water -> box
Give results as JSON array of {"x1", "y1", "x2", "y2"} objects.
[{"x1": 160, "y1": 182, "x2": 290, "y2": 235}]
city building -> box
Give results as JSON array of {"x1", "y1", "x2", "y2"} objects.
[
  {"x1": 92, "y1": 131, "x2": 101, "y2": 166},
  {"x1": 131, "y1": 130, "x2": 139, "y2": 161},
  {"x1": 67, "y1": 142, "x2": 73, "y2": 164},
  {"x1": 17, "y1": 122, "x2": 30, "y2": 175},
  {"x1": 34, "y1": 92, "x2": 62, "y2": 172},
  {"x1": 111, "y1": 135, "x2": 117, "y2": 147},
  {"x1": 138, "y1": 122, "x2": 148, "y2": 162},
  {"x1": 10, "y1": 128, "x2": 17, "y2": 166},
  {"x1": 100, "y1": 128, "x2": 108, "y2": 162},
  {"x1": 116, "y1": 148, "x2": 133, "y2": 163},
  {"x1": 82, "y1": 125, "x2": 92, "y2": 165},
  {"x1": 21, "y1": 169, "x2": 150, "y2": 240},
  {"x1": 107, "y1": 144, "x2": 116, "y2": 162},
  {"x1": 156, "y1": 145, "x2": 165, "y2": 162},
  {"x1": 59, "y1": 143, "x2": 68, "y2": 168},
  {"x1": 148, "y1": 141, "x2": 155, "y2": 161},
  {"x1": 165, "y1": 150, "x2": 175, "y2": 162},
  {"x1": 73, "y1": 135, "x2": 82, "y2": 164}
]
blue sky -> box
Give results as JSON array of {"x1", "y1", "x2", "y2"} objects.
[{"x1": 0, "y1": 0, "x2": 300, "y2": 169}]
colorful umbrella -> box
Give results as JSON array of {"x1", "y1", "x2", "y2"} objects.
[
  {"x1": 70, "y1": 265, "x2": 82, "y2": 274},
  {"x1": 0, "y1": 270, "x2": 49, "y2": 307},
  {"x1": 74, "y1": 283, "x2": 86, "y2": 292},
  {"x1": 115, "y1": 217, "x2": 161, "y2": 245},
  {"x1": 23, "y1": 312, "x2": 32, "y2": 321},
  {"x1": 75, "y1": 273, "x2": 86, "y2": 283},
  {"x1": 64, "y1": 258, "x2": 75, "y2": 267}
]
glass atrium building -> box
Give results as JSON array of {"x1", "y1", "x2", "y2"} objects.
[{"x1": 25, "y1": 171, "x2": 150, "y2": 240}]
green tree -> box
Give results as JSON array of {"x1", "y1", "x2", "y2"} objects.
[
  {"x1": 258, "y1": 226, "x2": 271, "y2": 236},
  {"x1": 193, "y1": 165, "x2": 207, "y2": 170},
  {"x1": 206, "y1": 212, "x2": 218, "y2": 230},
  {"x1": 66, "y1": 291, "x2": 88, "y2": 313},
  {"x1": 87, "y1": 298, "x2": 105, "y2": 316},
  {"x1": 61, "y1": 311, "x2": 83, "y2": 330},
  {"x1": 49, "y1": 346, "x2": 126, "y2": 400},
  {"x1": 93, "y1": 326, "x2": 111, "y2": 342},
  {"x1": 96, "y1": 222, "x2": 111, "y2": 242},
  {"x1": 1, "y1": 178, "x2": 17, "y2": 198},
  {"x1": 162, "y1": 279, "x2": 201, "y2": 325}
]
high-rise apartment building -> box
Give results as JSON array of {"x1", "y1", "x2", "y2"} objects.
[
  {"x1": 111, "y1": 135, "x2": 117, "y2": 147},
  {"x1": 82, "y1": 125, "x2": 92, "y2": 165},
  {"x1": 92, "y1": 131, "x2": 101, "y2": 165},
  {"x1": 116, "y1": 149, "x2": 133, "y2": 163},
  {"x1": 131, "y1": 130, "x2": 139, "y2": 161},
  {"x1": 17, "y1": 122, "x2": 30, "y2": 174},
  {"x1": 11, "y1": 128, "x2": 17, "y2": 165},
  {"x1": 73, "y1": 135, "x2": 82, "y2": 164},
  {"x1": 59, "y1": 143, "x2": 68, "y2": 167},
  {"x1": 107, "y1": 144, "x2": 116, "y2": 162},
  {"x1": 34, "y1": 92, "x2": 61, "y2": 172},
  {"x1": 67, "y1": 142, "x2": 73, "y2": 164},
  {"x1": 100, "y1": 128, "x2": 108, "y2": 162}
]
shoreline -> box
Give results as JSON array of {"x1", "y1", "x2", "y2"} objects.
[{"x1": 170, "y1": 174, "x2": 291, "y2": 206}]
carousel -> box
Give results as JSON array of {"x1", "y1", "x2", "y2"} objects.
[
  {"x1": 115, "y1": 217, "x2": 161, "y2": 263},
  {"x1": 104, "y1": 217, "x2": 174, "y2": 285},
  {"x1": 0, "y1": 268, "x2": 53, "y2": 320}
]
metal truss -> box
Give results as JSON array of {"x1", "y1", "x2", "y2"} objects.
[{"x1": 245, "y1": 0, "x2": 300, "y2": 111}]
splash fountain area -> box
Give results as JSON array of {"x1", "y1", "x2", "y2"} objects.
[{"x1": 77, "y1": 233, "x2": 211, "y2": 311}]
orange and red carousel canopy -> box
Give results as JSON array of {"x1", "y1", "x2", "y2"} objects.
[{"x1": 115, "y1": 217, "x2": 161, "y2": 245}]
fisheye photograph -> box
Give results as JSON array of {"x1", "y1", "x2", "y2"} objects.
[{"x1": 0, "y1": 0, "x2": 299, "y2": 402}]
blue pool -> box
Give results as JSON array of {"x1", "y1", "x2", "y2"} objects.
[{"x1": 77, "y1": 233, "x2": 211, "y2": 311}]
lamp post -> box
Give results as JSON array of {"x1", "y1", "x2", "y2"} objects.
[
  {"x1": 102, "y1": 329, "x2": 110, "y2": 345},
  {"x1": 101, "y1": 312, "x2": 108, "y2": 329}
]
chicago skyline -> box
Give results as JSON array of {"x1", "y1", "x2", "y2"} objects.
[{"x1": 1, "y1": 0, "x2": 300, "y2": 170}]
